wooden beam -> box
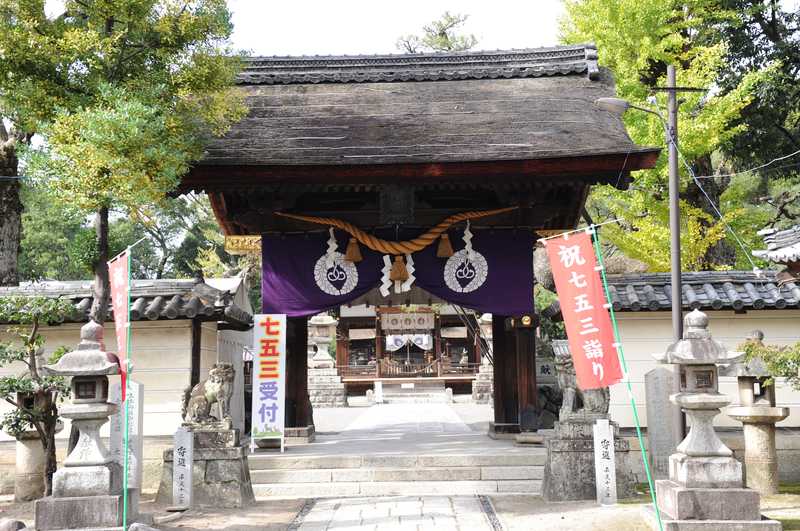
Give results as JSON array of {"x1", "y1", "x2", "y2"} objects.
[{"x1": 179, "y1": 150, "x2": 659, "y2": 193}]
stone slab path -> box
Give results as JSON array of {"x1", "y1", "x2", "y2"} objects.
[{"x1": 292, "y1": 496, "x2": 495, "y2": 531}]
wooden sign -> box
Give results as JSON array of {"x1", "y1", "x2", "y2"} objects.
[
  {"x1": 224, "y1": 235, "x2": 262, "y2": 255},
  {"x1": 172, "y1": 427, "x2": 194, "y2": 508},
  {"x1": 593, "y1": 418, "x2": 618, "y2": 505},
  {"x1": 251, "y1": 314, "x2": 287, "y2": 452}
]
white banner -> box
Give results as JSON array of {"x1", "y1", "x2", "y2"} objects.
[{"x1": 251, "y1": 314, "x2": 287, "y2": 451}]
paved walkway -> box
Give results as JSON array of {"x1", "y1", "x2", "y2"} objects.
[
  {"x1": 293, "y1": 496, "x2": 495, "y2": 531},
  {"x1": 271, "y1": 403, "x2": 544, "y2": 457}
]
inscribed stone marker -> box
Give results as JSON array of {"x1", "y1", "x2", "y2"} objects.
[
  {"x1": 593, "y1": 418, "x2": 617, "y2": 505},
  {"x1": 172, "y1": 427, "x2": 194, "y2": 508},
  {"x1": 109, "y1": 380, "x2": 144, "y2": 489}
]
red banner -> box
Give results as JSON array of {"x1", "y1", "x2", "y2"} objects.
[
  {"x1": 544, "y1": 231, "x2": 622, "y2": 389},
  {"x1": 109, "y1": 252, "x2": 129, "y2": 399}
]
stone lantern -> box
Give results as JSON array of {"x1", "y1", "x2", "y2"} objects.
[
  {"x1": 308, "y1": 314, "x2": 337, "y2": 369},
  {"x1": 652, "y1": 310, "x2": 780, "y2": 529},
  {"x1": 725, "y1": 330, "x2": 789, "y2": 496},
  {"x1": 34, "y1": 321, "x2": 124, "y2": 531}
]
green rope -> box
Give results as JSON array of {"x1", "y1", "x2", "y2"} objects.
[
  {"x1": 122, "y1": 248, "x2": 132, "y2": 531},
  {"x1": 590, "y1": 226, "x2": 664, "y2": 531}
]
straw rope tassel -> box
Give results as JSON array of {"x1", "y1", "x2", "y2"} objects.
[
  {"x1": 437, "y1": 233, "x2": 454, "y2": 258},
  {"x1": 389, "y1": 256, "x2": 409, "y2": 282},
  {"x1": 275, "y1": 207, "x2": 518, "y2": 255},
  {"x1": 344, "y1": 237, "x2": 363, "y2": 262}
]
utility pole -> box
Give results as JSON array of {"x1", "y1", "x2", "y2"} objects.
[{"x1": 666, "y1": 65, "x2": 682, "y2": 341}]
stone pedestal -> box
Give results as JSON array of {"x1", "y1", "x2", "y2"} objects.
[
  {"x1": 542, "y1": 417, "x2": 634, "y2": 501},
  {"x1": 723, "y1": 337, "x2": 789, "y2": 497},
  {"x1": 15, "y1": 430, "x2": 45, "y2": 502},
  {"x1": 728, "y1": 406, "x2": 789, "y2": 495},
  {"x1": 471, "y1": 362, "x2": 493, "y2": 404},
  {"x1": 308, "y1": 367, "x2": 347, "y2": 408},
  {"x1": 156, "y1": 429, "x2": 254, "y2": 508}
]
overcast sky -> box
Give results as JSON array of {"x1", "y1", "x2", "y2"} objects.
[{"x1": 227, "y1": 0, "x2": 566, "y2": 56}]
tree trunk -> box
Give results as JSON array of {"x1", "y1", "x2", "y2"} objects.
[
  {"x1": 43, "y1": 403, "x2": 58, "y2": 497},
  {"x1": 684, "y1": 155, "x2": 737, "y2": 268},
  {"x1": 89, "y1": 206, "x2": 111, "y2": 324},
  {"x1": 0, "y1": 133, "x2": 21, "y2": 286}
]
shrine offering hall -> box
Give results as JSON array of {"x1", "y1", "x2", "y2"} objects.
[{"x1": 178, "y1": 45, "x2": 658, "y2": 436}]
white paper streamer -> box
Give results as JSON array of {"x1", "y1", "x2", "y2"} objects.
[
  {"x1": 463, "y1": 221, "x2": 474, "y2": 260},
  {"x1": 401, "y1": 254, "x2": 415, "y2": 292},
  {"x1": 379, "y1": 255, "x2": 392, "y2": 297},
  {"x1": 325, "y1": 228, "x2": 337, "y2": 268}
]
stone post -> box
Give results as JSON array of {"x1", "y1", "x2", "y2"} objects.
[
  {"x1": 650, "y1": 311, "x2": 781, "y2": 530},
  {"x1": 724, "y1": 330, "x2": 789, "y2": 496}
]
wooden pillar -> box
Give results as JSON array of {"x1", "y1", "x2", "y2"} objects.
[
  {"x1": 375, "y1": 311, "x2": 383, "y2": 377},
  {"x1": 286, "y1": 316, "x2": 312, "y2": 428},
  {"x1": 491, "y1": 315, "x2": 519, "y2": 433},
  {"x1": 515, "y1": 316, "x2": 538, "y2": 432},
  {"x1": 190, "y1": 319, "x2": 202, "y2": 387},
  {"x1": 433, "y1": 314, "x2": 442, "y2": 358},
  {"x1": 336, "y1": 319, "x2": 349, "y2": 367},
  {"x1": 467, "y1": 314, "x2": 479, "y2": 364}
]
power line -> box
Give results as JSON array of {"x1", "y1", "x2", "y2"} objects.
[
  {"x1": 676, "y1": 149, "x2": 762, "y2": 273},
  {"x1": 690, "y1": 147, "x2": 800, "y2": 180}
]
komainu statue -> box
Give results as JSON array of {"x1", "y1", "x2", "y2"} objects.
[
  {"x1": 552, "y1": 340, "x2": 609, "y2": 419},
  {"x1": 182, "y1": 363, "x2": 235, "y2": 428}
]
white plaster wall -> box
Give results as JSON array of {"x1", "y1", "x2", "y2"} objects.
[
  {"x1": 611, "y1": 310, "x2": 800, "y2": 428},
  {"x1": 0, "y1": 320, "x2": 192, "y2": 441}
]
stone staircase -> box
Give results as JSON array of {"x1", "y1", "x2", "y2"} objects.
[
  {"x1": 308, "y1": 368, "x2": 347, "y2": 408},
  {"x1": 249, "y1": 452, "x2": 545, "y2": 498},
  {"x1": 378, "y1": 380, "x2": 451, "y2": 404}
]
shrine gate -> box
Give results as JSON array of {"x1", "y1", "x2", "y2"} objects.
[{"x1": 177, "y1": 44, "x2": 658, "y2": 438}]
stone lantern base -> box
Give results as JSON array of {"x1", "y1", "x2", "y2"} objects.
[
  {"x1": 542, "y1": 417, "x2": 635, "y2": 501},
  {"x1": 34, "y1": 494, "x2": 125, "y2": 530}
]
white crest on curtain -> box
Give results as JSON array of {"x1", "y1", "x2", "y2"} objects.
[
  {"x1": 444, "y1": 221, "x2": 488, "y2": 293},
  {"x1": 385, "y1": 334, "x2": 433, "y2": 351},
  {"x1": 314, "y1": 228, "x2": 358, "y2": 295}
]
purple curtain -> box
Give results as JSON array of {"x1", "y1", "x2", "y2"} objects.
[{"x1": 261, "y1": 228, "x2": 534, "y2": 316}]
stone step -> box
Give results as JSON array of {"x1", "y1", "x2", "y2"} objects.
[
  {"x1": 308, "y1": 368, "x2": 339, "y2": 376},
  {"x1": 248, "y1": 453, "x2": 547, "y2": 470},
  {"x1": 253, "y1": 479, "x2": 542, "y2": 498},
  {"x1": 251, "y1": 465, "x2": 543, "y2": 483},
  {"x1": 307, "y1": 376, "x2": 344, "y2": 383},
  {"x1": 308, "y1": 382, "x2": 344, "y2": 388}
]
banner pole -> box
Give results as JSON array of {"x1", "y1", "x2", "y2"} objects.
[
  {"x1": 589, "y1": 226, "x2": 664, "y2": 531},
  {"x1": 122, "y1": 246, "x2": 132, "y2": 530}
]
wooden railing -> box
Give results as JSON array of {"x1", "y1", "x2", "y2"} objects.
[{"x1": 339, "y1": 360, "x2": 481, "y2": 379}]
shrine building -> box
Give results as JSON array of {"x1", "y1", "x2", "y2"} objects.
[{"x1": 178, "y1": 44, "x2": 660, "y2": 438}]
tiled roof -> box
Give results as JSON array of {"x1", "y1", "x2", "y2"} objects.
[
  {"x1": 196, "y1": 44, "x2": 658, "y2": 169},
  {"x1": 753, "y1": 225, "x2": 800, "y2": 264},
  {"x1": 237, "y1": 45, "x2": 600, "y2": 85},
  {"x1": 0, "y1": 279, "x2": 252, "y2": 328},
  {"x1": 606, "y1": 271, "x2": 800, "y2": 312}
]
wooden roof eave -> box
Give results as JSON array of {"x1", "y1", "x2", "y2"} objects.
[{"x1": 176, "y1": 148, "x2": 660, "y2": 194}]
